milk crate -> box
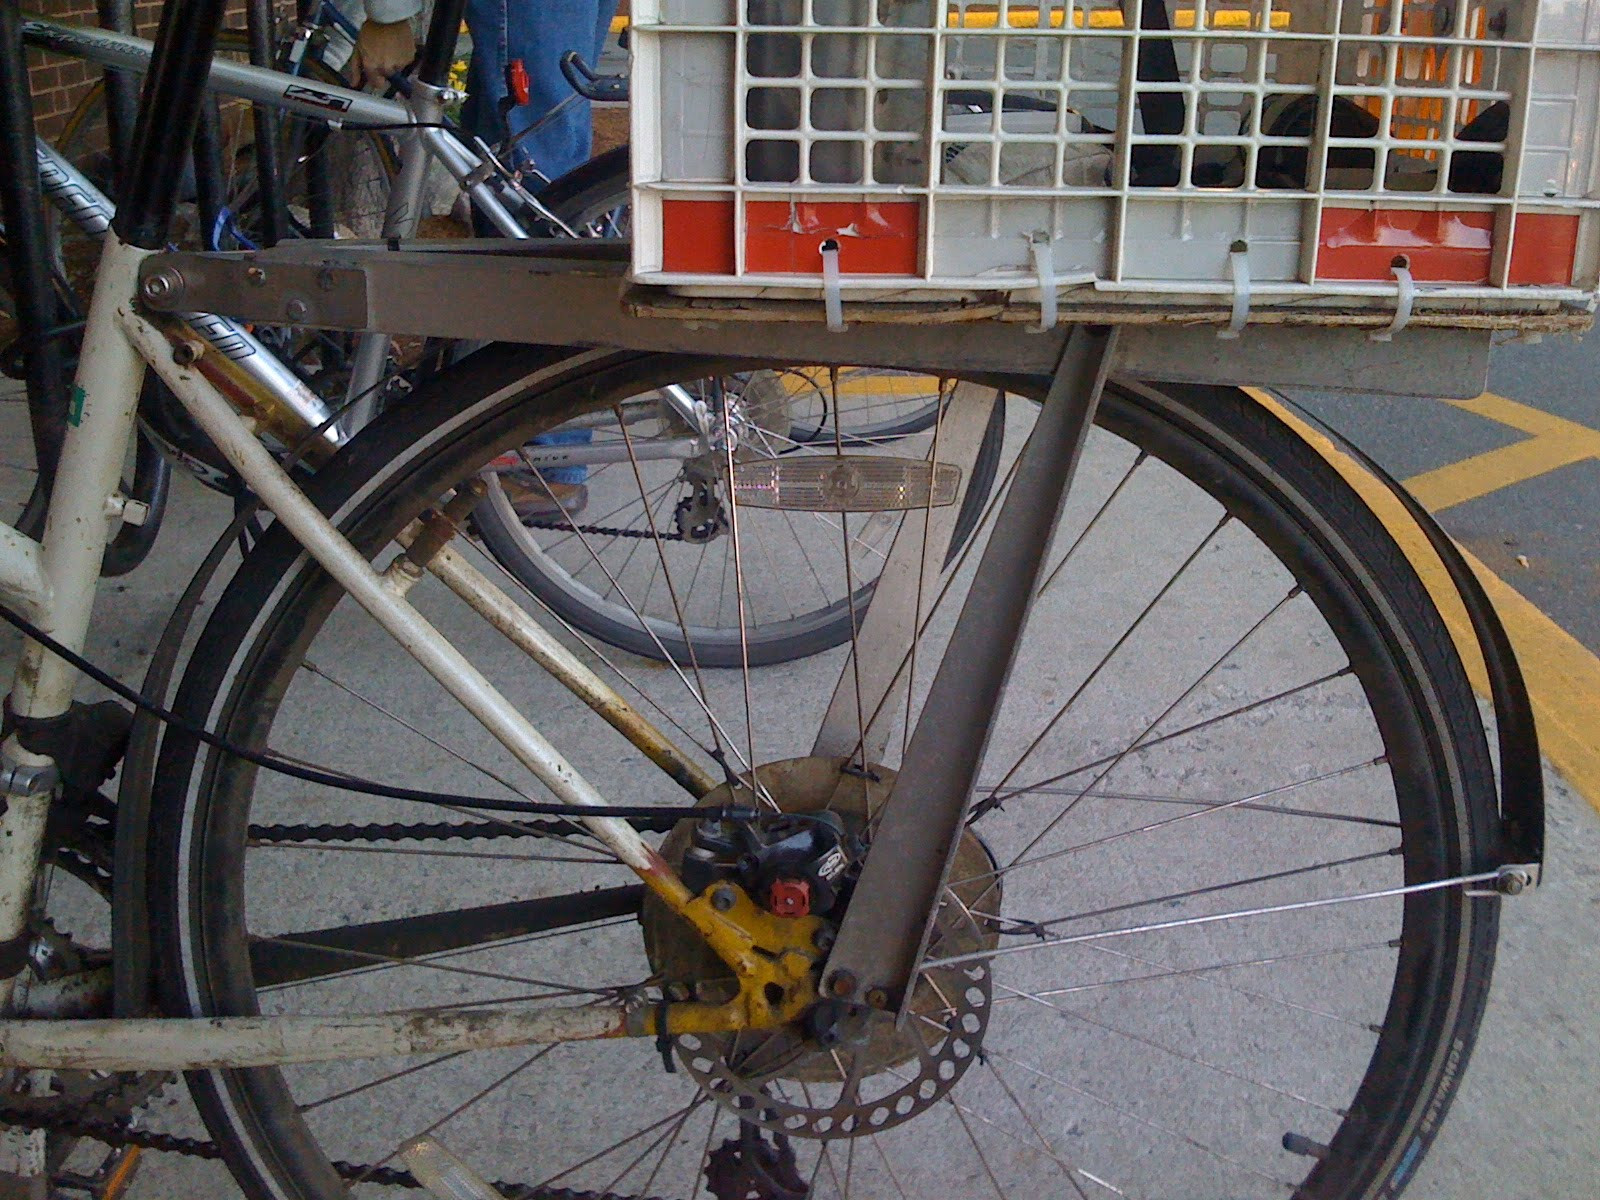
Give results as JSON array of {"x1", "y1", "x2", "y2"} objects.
[{"x1": 628, "y1": 0, "x2": 1600, "y2": 332}]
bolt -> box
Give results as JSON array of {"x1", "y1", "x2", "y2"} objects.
[
  {"x1": 828, "y1": 971, "x2": 857, "y2": 998},
  {"x1": 1498, "y1": 868, "x2": 1532, "y2": 896},
  {"x1": 711, "y1": 886, "x2": 736, "y2": 912},
  {"x1": 864, "y1": 987, "x2": 889, "y2": 1010},
  {"x1": 170, "y1": 339, "x2": 205, "y2": 367},
  {"x1": 141, "y1": 270, "x2": 182, "y2": 303},
  {"x1": 316, "y1": 267, "x2": 338, "y2": 292},
  {"x1": 284, "y1": 298, "x2": 309, "y2": 322},
  {"x1": 246, "y1": 265, "x2": 267, "y2": 287},
  {"x1": 812, "y1": 927, "x2": 835, "y2": 951}
]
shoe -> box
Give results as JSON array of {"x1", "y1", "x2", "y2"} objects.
[{"x1": 494, "y1": 464, "x2": 589, "y2": 523}]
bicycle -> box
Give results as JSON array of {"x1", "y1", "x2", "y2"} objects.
[
  {"x1": 0, "y1": 0, "x2": 1552, "y2": 1196},
  {"x1": 10, "y1": 5, "x2": 976, "y2": 667}
]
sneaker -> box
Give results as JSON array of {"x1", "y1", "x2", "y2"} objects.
[{"x1": 495, "y1": 466, "x2": 589, "y2": 523}]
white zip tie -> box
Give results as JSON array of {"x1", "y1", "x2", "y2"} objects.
[
  {"x1": 819, "y1": 238, "x2": 845, "y2": 332},
  {"x1": 1219, "y1": 240, "x2": 1250, "y2": 339},
  {"x1": 1030, "y1": 232, "x2": 1058, "y2": 333},
  {"x1": 1371, "y1": 257, "x2": 1415, "y2": 342}
]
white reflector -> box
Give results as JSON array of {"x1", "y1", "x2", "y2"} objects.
[
  {"x1": 399, "y1": 1136, "x2": 509, "y2": 1200},
  {"x1": 731, "y1": 456, "x2": 961, "y2": 512}
]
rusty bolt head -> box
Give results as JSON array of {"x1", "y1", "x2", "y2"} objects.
[
  {"x1": 245, "y1": 265, "x2": 267, "y2": 287},
  {"x1": 710, "y1": 886, "x2": 736, "y2": 912},
  {"x1": 285, "y1": 298, "x2": 309, "y2": 322},
  {"x1": 828, "y1": 971, "x2": 857, "y2": 998},
  {"x1": 864, "y1": 987, "x2": 889, "y2": 1009},
  {"x1": 171, "y1": 339, "x2": 205, "y2": 366}
]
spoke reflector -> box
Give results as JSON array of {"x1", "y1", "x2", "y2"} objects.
[{"x1": 731, "y1": 456, "x2": 960, "y2": 512}]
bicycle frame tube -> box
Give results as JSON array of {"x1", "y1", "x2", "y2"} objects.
[
  {"x1": 22, "y1": 17, "x2": 415, "y2": 130},
  {"x1": 35, "y1": 141, "x2": 346, "y2": 452},
  {"x1": 23, "y1": 16, "x2": 535, "y2": 239}
]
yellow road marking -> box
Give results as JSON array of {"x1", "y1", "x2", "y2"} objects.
[
  {"x1": 1246, "y1": 388, "x2": 1600, "y2": 813},
  {"x1": 1404, "y1": 392, "x2": 1600, "y2": 511}
]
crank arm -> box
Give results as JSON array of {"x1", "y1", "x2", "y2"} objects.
[{"x1": 820, "y1": 325, "x2": 1119, "y2": 1015}]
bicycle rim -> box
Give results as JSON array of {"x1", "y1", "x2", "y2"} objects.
[{"x1": 150, "y1": 346, "x2": 1499, "y2": 1200}]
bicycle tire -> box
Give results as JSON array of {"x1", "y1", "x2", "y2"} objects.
[
  {"x1": 470, "y1": 365, "x2": 1004, "y2": 667},
  {"x1": 495, "y1": 153, "x2": 1000, "y2": 666},
  {"x1": 149, "y1": 344, "x2": 1500, "y2": 1200}
]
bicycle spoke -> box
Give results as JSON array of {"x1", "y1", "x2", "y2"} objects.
[{"x1": 927, "y1": 870, "x2": 1499, "y2": 972}]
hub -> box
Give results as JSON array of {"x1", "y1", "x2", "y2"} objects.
[{"x1": 641, "y1": 756, "x2": 1001, "y2": 1138}]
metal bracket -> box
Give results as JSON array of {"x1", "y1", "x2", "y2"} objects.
[
  {"x1": 1465, "y1": 863, "x2": 1541, "y2": 897},
  {"x1": 135, "y1": 238, "x2": 1498, "y2": 396}
]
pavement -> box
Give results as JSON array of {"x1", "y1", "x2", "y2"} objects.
[{"x1": 0, "y1": 326, "x2": 1597, "y2": 1198}]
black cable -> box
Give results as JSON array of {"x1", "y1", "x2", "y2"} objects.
[{"x1": 0, "y1": 600, "x2": 751, "y2": 824}]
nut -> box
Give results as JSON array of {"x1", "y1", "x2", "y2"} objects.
[
  {"x1": 284, "y1": 298, "x2": 309, "y2": 322},
  {"x1": 246, "y1": 265, "x2": 267, "y2": 287},
  {"x1": 710, "y1": 886, "x2": 736, "y2": 912},
  {"x1": 828, "y1": 971, "x2": 857, "y2": 998},
  {"x1": 864, "y1": 987, "x2": 889, "y2": 1009}
]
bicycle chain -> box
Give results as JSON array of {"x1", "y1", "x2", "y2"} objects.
[
  {"x1": 248, "y1": 810, "x2": 680, "y2": 844},
  {"x1": 0, "y1": 1097, "x2": 675, "y2": 1199},
  {"x1": 521, "y1": 518, "x2": 685, "y2": 541}
]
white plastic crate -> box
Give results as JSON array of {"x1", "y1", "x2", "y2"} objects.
[{"x1": 628, "y1": 0, "x2": 1600, "y2": 330}]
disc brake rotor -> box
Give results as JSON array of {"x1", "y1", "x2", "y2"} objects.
[{"x1": 642, "y1": 756, "x2": 999, "y2": 1140}]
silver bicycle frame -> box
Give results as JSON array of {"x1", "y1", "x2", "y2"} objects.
[{"x1": 22, "y1": 18, "x2": 711, "y2": 463}]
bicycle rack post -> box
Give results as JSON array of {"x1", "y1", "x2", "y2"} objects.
[
  {"x1": 819, "y1": 323, "x2": 1121, "y2": 1014},
  {"x1": 94, "y1": 0, "x2": 141, "y2": 193},
  {"x1": 112, "y1": 0, "x2": 233, "y2": 251},
  {"x1": 244, "y1": 0, "x2": 288, "y2": 247}
]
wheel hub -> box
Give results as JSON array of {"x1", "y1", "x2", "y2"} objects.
[{"x1": 642, "y1": 756, "x2": 1000, "y2": 1138}]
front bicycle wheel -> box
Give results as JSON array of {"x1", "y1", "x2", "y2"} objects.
[{"x1": 149, "y1": 345, "x2": 1500, "y2": 1200}]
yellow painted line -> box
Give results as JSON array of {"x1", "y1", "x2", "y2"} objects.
[
  {"x1": 1404, "y1": 392, "x2": 1600, "y2": 511},
  {"x1": 1450, "y1": 391, "x2": 1600, "y2": 443},
  {"x1": 1245, "y1": 387, "x2": 1600, "y2": 813}
]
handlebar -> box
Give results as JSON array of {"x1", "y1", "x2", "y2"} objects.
[{"x1": 560, "y1": 51, "x2": 628, "y2": 103}]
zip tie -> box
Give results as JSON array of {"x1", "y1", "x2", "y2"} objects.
[
  {"x1": 1371, "y1": 257, "x2": 1415, "y2": 342},
  {"x1": 819, "y1": 238, "x2": 845, "y2": 332},
  {"x1": 1220, "y1": 240, "x2": 1250, "y2": 339},
  {"x1": 1030, "y1": 232, "x2": 1057, "y2": 333}
]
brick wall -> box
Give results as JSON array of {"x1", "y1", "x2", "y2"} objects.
[{"x1": 26, "y1": 0, "x2": 268, "y2": 151}]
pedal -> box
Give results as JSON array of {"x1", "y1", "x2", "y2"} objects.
[{"x1": 731, "y1": 455, "x2": 960, "y2": 512}]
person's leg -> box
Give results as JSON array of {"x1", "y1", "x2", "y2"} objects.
[
  {"x1": 499, "y1": 0, "x2": 619, "y2": 181},
  {"x1": 464, "y1": 0, "x2": 621, "y2": 510}
]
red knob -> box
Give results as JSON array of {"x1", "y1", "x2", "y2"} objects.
[
  {"x1": 507, "y1": 59, "x2": 531, "y2": 107},
  {"x1": 767, "y1": 878, "x2": 811, "y2": 918}
]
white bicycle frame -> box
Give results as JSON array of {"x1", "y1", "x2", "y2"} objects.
[{"x1": 0, "y1": 232, "x2": 710, "y2": 1068}]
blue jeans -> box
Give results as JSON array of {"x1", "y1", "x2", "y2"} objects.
[
  {"x1": 461, "y1": 0, "x2": 616, "y2": 182},
  {"x1": 463, "y1": 0, "x2": 613, "y2": 480}
]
